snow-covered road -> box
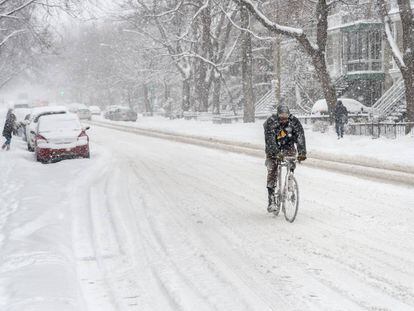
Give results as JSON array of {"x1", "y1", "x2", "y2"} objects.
[
  {"x1": 1, "y1": 125, "x2": 414, "y2": 310},
  {"x1": 81, "y1": 126, "x2": 414, "y2": 310}
]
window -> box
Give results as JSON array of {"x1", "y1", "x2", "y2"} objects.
[{"x1": 344, "y1": 28, "x2": 382, "y2": 72}]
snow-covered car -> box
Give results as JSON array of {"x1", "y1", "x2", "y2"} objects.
[
  {"x1": 33, "y1": 113, "x2": 90, "y2": 163},
  {"x1": 311, "y1": 98, "x2": 372, "y2": 115},
  {"x1": 104, "y1": 106, "x2": 137, "y2": 121},
  {"x1": 89, "y1": 105, "x2": 101, "y2": 116},
  {"x1": 103, "y1": 105, "x2": 120, "y2": 118},
  {"x1": 67, "y1": 103, "x2": 92, "y2": 120},
  {"x1": 13, "y1": 102, "x2": 30, "y2": 109},
  {"x1": 77, "y1": 107, "x2": 92, "y2": 120},
  {"x1": 25, "y1": 106, "x2": 68, "y2": 152}
]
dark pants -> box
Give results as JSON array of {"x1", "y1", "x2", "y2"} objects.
[
  {"x1": 335, "y1": 121, "x2": 344, "y2": 138},
  {"x1": 266, "y1": 158, "x2": 279, "y2": 189},
  {"x1": 3, "y1": 136, "x2": 11, "y2": 146},
  {"x1": 266, "y1": 149, "x2": 296, "y2": 189}
]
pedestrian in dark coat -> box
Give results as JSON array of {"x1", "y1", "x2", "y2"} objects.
[
  {"x1": 334, "y1": 100, "x2": 348, "y2": 139},
  {"x1": 2, "y1": 109, "x2": 16, "y2": 151}
]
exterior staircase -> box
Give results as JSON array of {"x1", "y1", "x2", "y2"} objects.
[
  {"x1": 254, "y1": 74, "x2": 354, "y2": 117},
  {"x1": 255, "y1": 90, "x2": 275, "y2": 117},
  {"x1": 334, "y1": 74, "x2": 354, "y2": 98},
  {"x1": 372, "y1": 78, "x2": 406, "y2": 121},
  {"x1": 254, "y1": 88, "x2": 304, "y2": 117}
]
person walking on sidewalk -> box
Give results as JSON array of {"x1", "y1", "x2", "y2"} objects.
[
  {"x1": 334, "y1": 100, "x2": 348, "y2": 139},
  {"x1": 2, "y1": 109, "x2": 16, "y2": 151}
]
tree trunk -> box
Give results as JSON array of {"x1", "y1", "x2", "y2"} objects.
[
  {"x1": 378, "y1": 0, "x2": 414, "y2": 132},
  {"x1": 273, "y1": 37, "x2": 282, "y2": 106},
  {"x1": 182, "y1": 78, "x2": 191, "y2": 112},
  {"x1": 212, "y1": 75, "x2": 221, "y2": 115},
  {"x1": 402, "y1": 69, "x2": 414, "y2": 133},
  {"x1": 143, "y1": 83, "x2": 152, "y2": 116},
  {"x1": 397, "y1": 0, "x2": 414, "y2": 132},
  {"x1": 164, "y1": 79, "x2": 170, "y2": 101},
  {"x1": 196, "y1": 1, "x2": 211, "y2": 112},
  {"x1": 241, "y1": 5, "x2": 255, "y2": 123},
  {"x1": 312, "y1": 51, "x2": 337, "y2": 116}
]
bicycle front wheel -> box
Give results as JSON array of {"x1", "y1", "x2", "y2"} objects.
[{"x1": 283, "y1": 174, "x2": 299, "y2": 223}]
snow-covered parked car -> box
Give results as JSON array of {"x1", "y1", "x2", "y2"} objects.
[
  {"x1": 26, "y1": 106, "x2": 68, "y2": 152},
  {"x1": 33, "y1": 113, "x2": 90, "y2": 163},
  {"x1": 89, "y1": 105, "x2": 101, "y2": 116},
  {"x1": 104, "y1": 106, "x2": 137, "y2": 121},
  {"x1": 311, "y1": 98, "x2": 371, "y2": 115},
  {"x1": 77, "y1": 107, "x2": 92, "y2": 120},
  {"x1": 68, "y1": 103, "x2": 91, "y2": 120}
]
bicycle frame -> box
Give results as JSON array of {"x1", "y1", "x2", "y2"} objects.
[{"x1": 276, "y1": 157, "x2": 296, "y2": 212}]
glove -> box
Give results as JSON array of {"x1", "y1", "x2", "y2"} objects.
[
  {"x1": 275, "y1": 153, "x2": 284, "y2": 161},
  {"x1": 297, "y1": 154, "x2": 307, "y2": 162}
]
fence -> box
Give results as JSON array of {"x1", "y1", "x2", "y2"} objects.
[{"x1": 348, "y1": 122, "x2": 414, "y2": 138}]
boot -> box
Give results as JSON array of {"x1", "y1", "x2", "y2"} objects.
[
  {"x1": 1, "y1": 144, "x2": 5, "y2": 150},
  {"x1": 267, "y1": 187, "x2": 276, "y2": 213},
  {"x1": 6, "y1": 144, "x2": 10, "y2": 151}
]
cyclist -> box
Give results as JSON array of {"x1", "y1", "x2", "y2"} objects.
[{"x1": 264, "y1": 105, "x2": 307, "y2": 212}]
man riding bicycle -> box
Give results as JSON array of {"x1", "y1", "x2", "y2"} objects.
[{"x1": 264, "y1": 105, "x2": 307, "y2": 212}]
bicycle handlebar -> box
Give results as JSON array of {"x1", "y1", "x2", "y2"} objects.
[{"x1": 283, "y1": 156, "x2": 297, "y2": 161}]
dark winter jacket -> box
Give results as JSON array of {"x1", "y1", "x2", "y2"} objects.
[
  {"x1": 263, "y1": 114, "x2": 306, "y2": 158},
  {"x1": 334, "y1": 104, "x2": 348, "y2": 124},
  {"x1": 2, "y1": 113, "x2": 16, "y2": 139}
]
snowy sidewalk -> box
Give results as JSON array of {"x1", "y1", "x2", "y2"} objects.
[
  {"x1": 92, "y1": 116, "x2": 414, "y2": 173},
  {"x1": 0, "y1": 138, "x2": 111, "y2": 311}
]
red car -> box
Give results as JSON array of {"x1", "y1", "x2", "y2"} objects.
[{"x1": 33, "y1": 113, "x2": 90, "y2": 163}]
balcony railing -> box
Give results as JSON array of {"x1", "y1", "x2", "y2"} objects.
[{"x1": 345, "y1": 59, "x2": 383, "y2": 73}]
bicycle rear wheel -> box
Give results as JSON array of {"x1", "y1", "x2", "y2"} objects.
[{"x1": 283, "y1": 174, "x2": 299, "y2": 223}]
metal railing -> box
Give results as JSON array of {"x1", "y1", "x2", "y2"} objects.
[
  {"x1": 348, "y1": 122, "x2": 414, "y2": 138},
  {"x1": 255, "y1": 90, "x2": 274, "y2": 114},
  {"x1": 372, "y1": 78, "x2": 405, "y2": 116}
]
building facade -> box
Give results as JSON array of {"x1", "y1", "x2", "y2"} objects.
[{"x1": 325, "y1": 0, "x2": 405, "y2": 107}]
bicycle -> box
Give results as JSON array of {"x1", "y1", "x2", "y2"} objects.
[{"x1": 270, "y1": 156, "x2": 299, "y2": 223}]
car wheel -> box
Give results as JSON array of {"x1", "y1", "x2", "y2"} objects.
[{"x1": 35, "y1": 153, "x2": 43, "y2": 163}]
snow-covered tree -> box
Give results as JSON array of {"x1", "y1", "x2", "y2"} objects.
[
  {"x1": 377, "y1": 0, "x2": 414, "y2": 131},
  {"x1": 233, "y1": 0, "x2": 339, "y2": 115}
]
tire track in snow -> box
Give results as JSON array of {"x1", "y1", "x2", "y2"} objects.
[
  {"x1": 127, "y1": 160, "x2": 247, "y2": 311},
  {"x1": 0, "y1": 163, "x2": 22, "y2": 246},
  {"x1": 118, "y1": 135, "x2": 414, "y2": 310},
  {"x1": 125, "y1": 153, "x2": 357, "y2": 311},
  {"x1": 70, "y1": 157, "x2": 120, "y2": 311},
  {"x1": 88, "y1": 124, "x2": 414, "y2": 310},
  {"x1": 137, "y1": 158, "x2": 369, "y2": 311}
]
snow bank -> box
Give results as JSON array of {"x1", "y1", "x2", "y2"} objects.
[
  {"x1": 92, "y1": 115, "x2": 414, "y2": 170},
  {"x1": 0, "y1": 132, "x2": 108, "y2": 310}
]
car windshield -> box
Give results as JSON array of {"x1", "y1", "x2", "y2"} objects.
[{"x1": 38, "y1": 117, "x2": 81, "y2": 133}]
